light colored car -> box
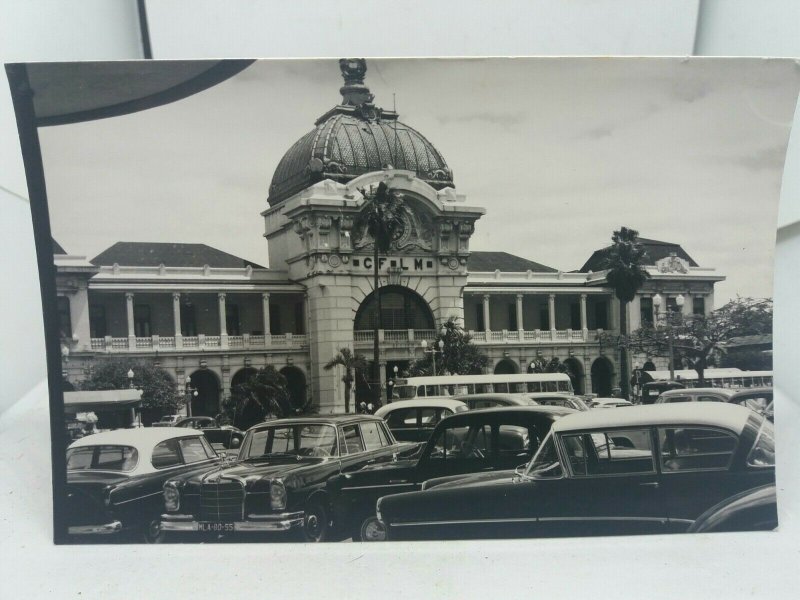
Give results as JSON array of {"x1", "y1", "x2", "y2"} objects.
[
  {"x1": 375, "y1": 398, "x2": 469, "y2": 442},
  {"x1": 655, "y1": 388, "x2": 737, "y2": 404},
  {"x1": 524, "y1": 393, "x2": 589, "y2": 411},
  {"x1": 589, "y1": 398, "x2": 633, "y2": 409},
  {"x1": 453, "y1": 393, "x2": 538, "y2": 410},
  {"x1": 151, "y1": 414, "x2": 182, "y2": 427}
]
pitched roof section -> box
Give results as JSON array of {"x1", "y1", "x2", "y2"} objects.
[
  {"x1": 468, "y1": 251, "x2": 557, "y2": 273},
  {"x1": 52, "y1": 239, "x2": 66, "y2": 255},
  {"x1": 579, "y1": 237, "x2": 699, "y2": 272},
  {"x1": 91, "y1": 242, "x2": 266, "y2": 269}
]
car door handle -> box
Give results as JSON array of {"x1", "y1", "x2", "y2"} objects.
[{"x1": 639, "y1": 482, "x2": 659, "y2": 488}]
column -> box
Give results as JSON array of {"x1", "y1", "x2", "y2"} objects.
[
  {"x1": 580, "y1": 293, "x2": 588, "y2": 335},
  {"x1": 172, "y1": 292, "x2": 183, "y2": 348},
  {"x1": 683, "y1": 292, "x2": 693, "y2": 317},
  {"x1": 262, "y1": 292, "x2": 271, "y2": 337},
  {"x1": 515, "y1": 294, "x2": 524, "y2": 332},
  {"x1": 482, "y1": 294, "x2": 491, "y2": 333},
  {"x1": 218, "y1": 293, "x2": 228, "y2": 348},
  {"x1": 125, "y1": 292, "x2": 135, "y2": 346},
  {"x1": 548, "y1": 293, "x2": 556, "y2": 332}
]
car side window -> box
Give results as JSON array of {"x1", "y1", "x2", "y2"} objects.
[
  {"x1": 658, "y1": 427, "x2": 738, "y2": 472},
  {"x1": 419, "y1": 408, "x2": 438, "y2": 428},
  {"x1": 498, "y1": 425, "x2": 532, "y2": 459},
  {"x1": 665, "y1": 395, "x2": 691, "y2": 403},
  {"x1": 152, "y1": 439, "x2": 182, "y2": 469},
  {"x1": 429, "y1": 424, "x2": 489, "y2": 461},
  {"x1": 697, "y1": 395, "x2": 724, "y2": 402},
  {"x1": 562, "y1": 429, "x2": 655, "y2": 476},
  {"x1": 360, "y1": 422, "x2": 384, "y2": 451},
  {"x1": 386, "y1": 408, "x2": 417, "y2": 429},
  {"x1": 179, "y1": 437, "x2": 213, "y2": 463},
  {"x1": 342, "y1": 425, "x2": 365, "y2": 454}
]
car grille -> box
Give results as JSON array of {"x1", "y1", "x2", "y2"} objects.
[{"x1": 199, "y1": 479, "x2": 244, "y2": 522}]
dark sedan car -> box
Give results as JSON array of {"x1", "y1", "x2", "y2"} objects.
[
  {"x1": 66, "y1": 428, "x2": 221, "y2": 543},
  {"x1": 327, "y1": 405, "x2": 575, "y2": 540},
  {"x1": 160, "y1": 415, "x2": 422, "y2": 542},
  {"x1": 687, "y1": 483, "x2": 777, "y2": 533},
  {"x1": 372, "y1": 403, "x2": 775, "y2": 541}
]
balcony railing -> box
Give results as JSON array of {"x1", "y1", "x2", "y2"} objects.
[
  {"x1": 88, "y1": 333, "x2": 307, "y2": 353},
  {"x1": 352, "y1": 328, "x2": 605, "y2": 348}
]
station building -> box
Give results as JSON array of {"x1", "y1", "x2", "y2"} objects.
[{"x1": 55, "y1": 60, "x2": 724, "y2": 415}]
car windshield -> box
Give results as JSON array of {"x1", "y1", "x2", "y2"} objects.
[
  {"x1": 747, "y1": 419, "x2": 775, "y2": 467},
  {"x1": 524, "y1": 432, "x2": 562, "y2": 478},
  {"x1": 240, "y1": 424, "x2": 338, "y2": 460},
  {"x1": 67, "y1": 445, "x2": 139, "y2": 472}
]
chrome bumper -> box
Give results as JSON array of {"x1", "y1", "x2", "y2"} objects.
[
  {"x1": 160, "y1": 512, "x2": 304, "y2": 533},
  {"x1": 68, "y1": 521, "x2": 123, "y2": 535}
]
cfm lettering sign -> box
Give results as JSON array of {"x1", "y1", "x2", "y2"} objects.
[{"x1": 353, "y1": 256, "x2": 431, "y2": 271}]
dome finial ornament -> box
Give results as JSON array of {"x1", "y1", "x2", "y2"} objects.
[{"x1": 339, "y1": 58, "x2": 374, "y2": 107}]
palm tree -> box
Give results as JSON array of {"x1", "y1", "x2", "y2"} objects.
[
  {"x1": 324, "y1": 347, "x2": 367, "y2": 413},
  {"x1": 602, "y1": 227, "x2": 650, "y2": 399},
  {"x1": 359, "y1": 182, "x2": 405, "y2": 401}
]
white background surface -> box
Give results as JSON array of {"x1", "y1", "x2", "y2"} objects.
[{"x1": 1, "y1": 1, "x2": 799, "y2": 598}]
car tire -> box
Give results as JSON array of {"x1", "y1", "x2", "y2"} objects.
[
  {"x1": 141, "y1": 518, "x2": 165, "y2": 544},
  {"x1": 302, "y1": 499, "x2": 330, "y2": 542},
  {"x1": 357, "y1": 515, "x2": 388, "y2": 542}
]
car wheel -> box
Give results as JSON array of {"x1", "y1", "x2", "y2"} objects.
[
  {"x1": 358, "y1": 515, "x2": 387, "y2": 542},
  {"x1": 141, "y1": 518, "x2": 165, "y2": 544},
  {"x1": 302, "y1": 500, "x2": 330, "y2": 542}
]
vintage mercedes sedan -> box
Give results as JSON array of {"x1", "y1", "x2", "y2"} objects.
[
  {"x1": 66, "y1": 428, "x2": 221, "y2": 542},
  {"x1": 372, "y1": 403, "x2": 775, "y2": 541},
  {"x1": 160, "y1": 415, "x2": 421, "y2": 541},
  {"x1": 328, "y1": 405, "x2": 575, "y2": 540}
]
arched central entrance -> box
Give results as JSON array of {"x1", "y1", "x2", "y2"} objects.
[
  {"x1": 564, "y1": 357, "x2": 585, "y2": 395},
  {"x1": 280, "y1": 366, "x2": 307, "y2": 412},
  {"x1": 354, "y1": 285, "x2": 435, "y2": 332},
  {"x1": 189, "y1": 369, "x2": 220, "y2": 417},
  {"x1": 494, "y1": 358, "x2": 519, "y2": 375},
  {"x1": 590, "y1": 357, "x2": 614, "y2": 397}
]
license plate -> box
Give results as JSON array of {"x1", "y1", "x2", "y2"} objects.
[{"x1": 198, "y1": 522, "x2": 234, "y2": 532}]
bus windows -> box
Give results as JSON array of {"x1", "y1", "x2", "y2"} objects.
[
  {"x1": 425, "y1": 385, "x2": 438, "y2": 397},
  {"x1": 510, "y1": 382, "x2": 524, "y2": 393},
  {"x1": 557, "y1": 381, "x2": 570, "y2": 392},
  {"x1": 495, "y1": 382, "x2": 509, "y2": 393},
  {"x1": 544, "y1": 381, "x2": 557, "y2": 392},
  {"x1": 526, "y1": 382, "x2": 541, "y2": 393}
]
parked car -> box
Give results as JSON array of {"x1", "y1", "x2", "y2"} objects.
[
  {"x1": 728, "y1": 388, "x2": 774, "y2": 422},
  {"x1": 371, "y1": 403, "x2": 775, "y2": 541},
  {"x1": 687, "y1": 483, "x2": 777, "y2": 533},
  {"x1": 160, "y1": 415, "x2": 423, "y2": 542},
  {"x1": 640, "y1": 380, "x2": 685, "y2": 404},
  {"x1": 655, "y1": 388, "x2": 737, "y2": 404},
  {"x1": 327, "y1": 405, "x2": 576, "y2": 540},
  {"x1": 526, "y1": 394, "x2": 589, "y2": 411},
  {"x1": 375, "y1": 399, "x2": 468, "y2": 442},
  {"x1": 175, "y1": 416, "x2": 218, "y2": 429},
  {"x1": 453, "y1": 393, "x2": 539, "y2": 410},
  {"x1": 589, "y1": 398, "x2": 633, "y2": 409},
  {"x1": 151, "y1": 415, "x2": 181, "y2": 427},
  {"x1": 66, "y1": 428, "x2": 221, "y2": 542}
]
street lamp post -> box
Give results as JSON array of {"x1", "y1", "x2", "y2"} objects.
[
  {"x1": 185, "y1": 375, "x2": 198, "y2": 417},
  {"x1": 127, "y1": 368, "x2": 134, "y2": 389},
  {"x1": 652, "y1": 293, "x2": 684, "y2": 381},
  {"x1": 420, "y1": 338, "x2": 445, "y2": 376}
]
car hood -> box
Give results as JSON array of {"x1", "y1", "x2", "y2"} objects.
[
  {"x1": 181, "y1": 457, "x2": 330, "y2": 485},
  {"x1": 67, "y1": 471, "x2": 131, "y2": 487},
  {"x1": 426, "y1": 469, "x2": 517, "y2": 491}
]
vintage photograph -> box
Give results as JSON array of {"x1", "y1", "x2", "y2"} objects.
[{"x1": 10, "y1": 57, "x2": 795, "y2": 543}]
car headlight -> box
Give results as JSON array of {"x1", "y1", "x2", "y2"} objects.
[
  {"x1": 270, "y1": 479, "x2": 287, "y2": 511},
  {"x1": 163, "y1": 481, "x2": 180, "y2": 512}
]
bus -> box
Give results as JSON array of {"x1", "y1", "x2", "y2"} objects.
[
  {"x1": 638, "y1": 368, "x2": 772, "y2": 403},
  {"x1": 391, "y1": 373, "x2": 574, "y2": 400}
]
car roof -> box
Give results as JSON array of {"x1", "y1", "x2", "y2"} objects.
[
  {"x1": 552, "y1": 403, "x2": 754, "y2": 434},
  {"x1": 375, "y1": 398, "x2": 468, "y2": 416},
  {"x1": 247, "y1": 414, "x2": 384, "y2": 430},
  {"x1": 660, "y1": 387, "x2": 737, "y2": 397},
  {"x1": 729, "y1": 387, "x2": 773, "y2": 398},
  {"x1": 439, "y1": 405, "x2": 576, "y2": 425},
  {"x1": 68, "y1": 427, "x2": 201, "y2": 449}
]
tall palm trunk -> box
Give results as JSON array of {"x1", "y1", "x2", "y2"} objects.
[
  {"x1": 372, "y1": 242, "x2": 381, "y2": 403},
  {"x1": 619, "y1": 300, "x2": 630, "y2": 399}
]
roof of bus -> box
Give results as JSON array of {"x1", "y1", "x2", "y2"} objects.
[
  {"x1": 395, "y1": 373, "x2": 571, "y2": 384},
  {"x1": 641, "y1": 368, "x2": 772, "y2": 382}
]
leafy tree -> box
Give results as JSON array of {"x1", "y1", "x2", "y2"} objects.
[
  {"x1": 528, "y1": 356, "x2": 580, "y2": 391},
  {"x1": 226, "y1": 365, "x2": 292, "y2": 430},
  {"x1": 614, "y1": 297, "x2": 772, "y2": 386},
  {"x1": 408, "y1": 318, "x2": 488, "y2": 376},
  {"x1": 601, "y1": 227, "x2": 650, "y2": 398},
  {"x1": 80, "y1": 358, "x2": 182, "y2": 424},
  {"x1": 324, "y1": 347, "x2": 368, "y2": 413},
  {"x1": 358, "y1": 182, "x2": 406, "y2": 400}
]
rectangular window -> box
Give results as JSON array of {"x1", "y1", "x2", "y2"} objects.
[
  {"x1": 640, "y1": 297, "x2": 653, "y2": 327},
  {"x1": 57, "y1": 296, "x2": 72, "y2": 338},
  {"x1": 570, "y1": 303, "x2": 580, "y2": 330},
  {"x1": 226, "y1": 304, "x2": 241, "y2": 336},
  {"x1": 180, "y1": 303, "x2": 197, "y2": 336},
  {"x1": 269, "y1": 304, "x2": 282, "y2": 334},
  {"x1": 658, "y1": 427, "x2": 737, "y2": 472},
  {"x1": 666, "y1": 296, "x2": 679, "y2": 314},
  {"x1": 342, "y1": 425, "x2": 365, "y2": 454},
  {"x1": 693, "y1": 296, "x2": 705, "y2": 316},
  {"x1": 594, "y1": 301, "x2": 608, "y2": 329},
  {"x1": 151, "y1": 439, "x2": 182, "y2": 469},
  {"x1": 386, "y1": 408, "x2": 418, "y2": 429},
  {"x1": 134, "y1": 305, "x2": 151, "y2": 337},
  {"x1": 498, "y1": 425, "x2": 532, "y2": 458},
  {"x1": 294, "y1": 302, "x2": 305, "y2": 334},
  {"x1": 475, "y1": 303, "x2": 485, "y2": 331},
  {"x1": 561, "y1": 429, "x2": 655, "y2": 476},
  {"x1": 89, "y1": 304, "x2": 106, "y2": 338},
  {"x1": 507, "y1": 303, "x2": 517, "y2": 330},
  {"x1": 539, "y1": 306, "x2": 549, "y2": 329},
  {"x1": 179, "y1": 437, "x2": 213, "y2": 463},
  {"x1": 360, "y1": 422, "x2": 384, "y2": 451},
  {"x1": 433, "y1": 425, "x2": 490, "y2": 461}
]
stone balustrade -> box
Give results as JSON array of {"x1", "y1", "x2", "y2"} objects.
[{"x1": 88, "y1": 333, "x2": 308, "y2": 353}]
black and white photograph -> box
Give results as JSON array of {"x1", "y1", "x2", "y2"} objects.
[{"x1": 7, "y1": 56, "x2": 794, "y2": 545}]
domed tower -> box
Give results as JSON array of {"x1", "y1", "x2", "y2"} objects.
[{"x1": 262, "y1": 59, "x2": 485, "y2": 413}]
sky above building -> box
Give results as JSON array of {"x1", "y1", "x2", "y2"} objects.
[{"x1": 40, "y1": 58, "x2": 800, "y2": 304}]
